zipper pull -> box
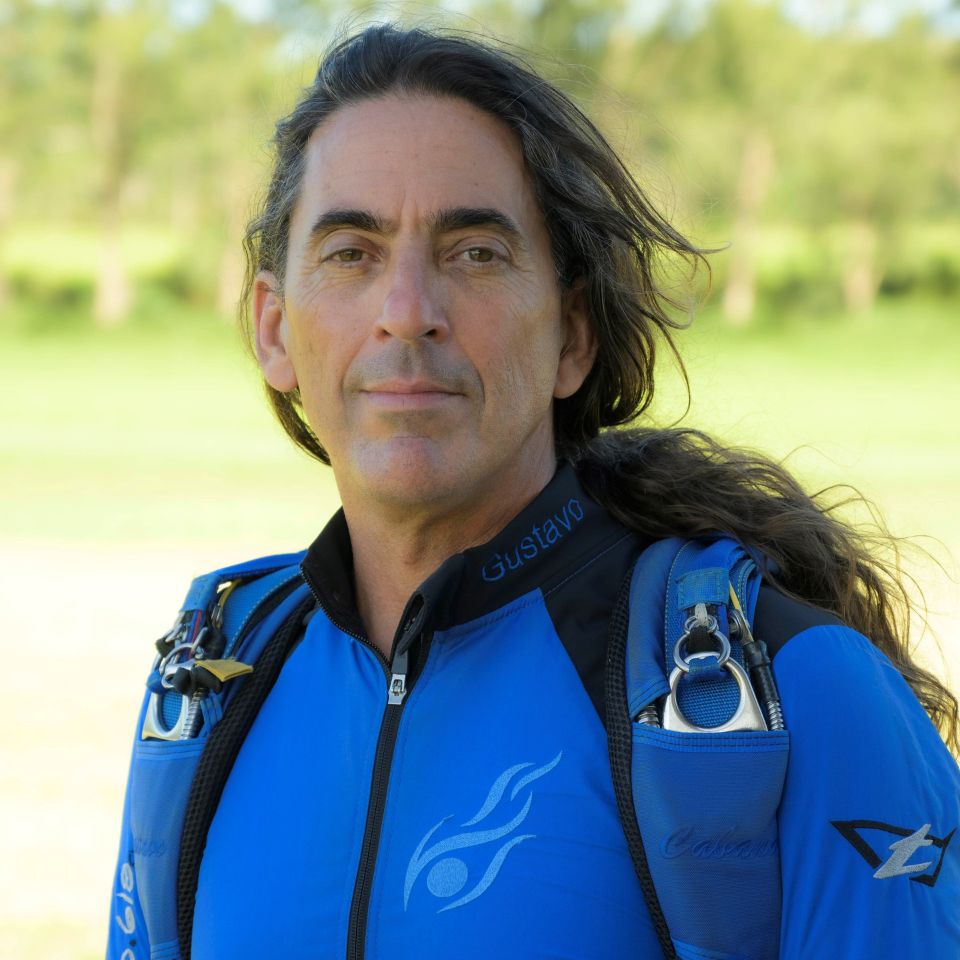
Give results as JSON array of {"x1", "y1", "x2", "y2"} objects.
[{"x1": 388, "y1": 646, "x2": 409, "y2": 706}]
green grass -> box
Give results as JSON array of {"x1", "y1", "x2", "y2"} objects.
[
  {"x1": 2, "y1": 298, "x2": 957, "y2": 960},
  {"x1": 1, "y1": 315, "x2": 340, "y2": 549},
  {"x1": 649, "y1": 301, "x2": 960, "y2": 547},
  {"x1": 3, "y1": 298, "x2": 958, "y2": 555}
]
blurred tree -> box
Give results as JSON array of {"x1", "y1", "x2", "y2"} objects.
[
  {"x1": 612, "y1": 0, "x2": 812, "y2": 325},
  {"x1": 156, "y1": 1, "x2": 289, "y2": 316},
  {"x1": 90, "y1": 3, "x2": 131, "y2": 325},
  {"x1": 780, "y1": 15, "x2": 957, "y2": 314},
  {"x1": 1, "y1": 0, "x2": 956, "y2": 326},
  {"x1": 86, "y1": 0, "x2": 183, "y2": 324},
  {"x1": 0, "y1": 0, "x2": 26, "y2": 311}
]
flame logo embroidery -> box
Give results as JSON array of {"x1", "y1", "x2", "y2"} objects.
[{"x1": 403, "y1": 752, "x2": 563, "y2": 912}]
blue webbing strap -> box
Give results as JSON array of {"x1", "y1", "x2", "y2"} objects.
[
  {"x1": 624, "y1": 535, "x2": 787, "y2": 960},
  {"x1": 665, "y1": 538, "x2": 761, "y2": 728},
  {"x1": 125, "y1": 553, "x2": 312, "y2": 959},
  {"x1": 626, "y1": 535, "x2": 763, "y2": 725},
  {"x1": 150, "y1": 554, "x2": 308, "y2": 735}
]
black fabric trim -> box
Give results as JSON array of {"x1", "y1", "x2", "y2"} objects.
[
  {"x1": 753, "y1": 584, "x2": 842, "y2": 659},
  {"x1": 542, "y1": 531, "x2": 648, "y2": 724},
  {"x1": 177, "y1": 595, "x2": 315, "y2": 959},
  {"x1": 299, "y1": 511, "x2": 366, "y2": 638},
  {"x1": 300, "y1": 461, "x2": 633, "y2": 637},
  {"x1": 604, "y1": 565, "x2": 678, "y2": 960}
]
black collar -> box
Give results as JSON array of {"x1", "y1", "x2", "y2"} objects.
[{"x1": 299, "y1": 461, "x2": 632, "y2": 645}]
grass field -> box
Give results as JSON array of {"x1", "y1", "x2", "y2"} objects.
[{"x1": 1, "y1": 299, "x2": 958, "y2": 958}]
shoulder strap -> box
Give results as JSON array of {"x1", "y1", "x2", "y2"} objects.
[
  {"x1": 109, "y1": 553, "x2": 314, "y2": 960},
  {"x1": 177, "y1": 582, "x2": 315, "y2": 959},
  {"x1": 143, "y1": 554, "x2": 307, "y2": 742},
  {"x1": 612, "y1": 535, "x2": 790, "y2": 960}
]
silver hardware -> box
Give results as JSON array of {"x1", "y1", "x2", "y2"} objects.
[
  {"x1": 635, "y1": 703, "x2": 661, "y2": 726},
  {"x1": 387, "y1": 672, "x2": 407, "y2": 705},
  {"x1": 141, "y1": 690, "x2": 190, "y2": 741},
  {"x1": 673, "y1": 602, "x2": 731, "y2": 674},
  {"x1": 728, "y1": 605, "x2": 786, "y2": 731},
  {"x1": 142, "y1": 617, "x2": 207, "y2": 740},
  {"x1": 662, "y1": 652, "x2": 768, "y2": 733},
  {"x1": 180, "y1": 691, "x2": 204, "y2": 740},
  {"x1": 765, "y1": 700, "x2": 785, "y2": 731}
]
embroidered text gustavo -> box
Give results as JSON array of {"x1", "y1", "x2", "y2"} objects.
[{"x1": 481, "y1": 498, "x2": 585, "y2": 582}]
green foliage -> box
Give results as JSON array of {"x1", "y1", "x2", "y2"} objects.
[{"x1": 2, "y1": 0, "x2": 959, "y2": 327}]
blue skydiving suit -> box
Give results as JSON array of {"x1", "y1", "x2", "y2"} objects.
[{"x1": 107, "y1": 463, "x2": 960, "y2": 959}]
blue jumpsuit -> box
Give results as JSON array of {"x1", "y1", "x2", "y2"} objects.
[{"x1": 107, "y1": 463, "x2": 960, "y2": 959}]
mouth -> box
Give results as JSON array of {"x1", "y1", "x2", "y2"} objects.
[{"x1": 359, "y1": 380, "x2": 463, "y2": 410}]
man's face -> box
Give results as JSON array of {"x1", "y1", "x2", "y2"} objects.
[{"x1": 254, "y1": 94, "x2": 594, "y2": 516}]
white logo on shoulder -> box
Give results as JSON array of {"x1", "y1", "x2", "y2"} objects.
[{"x1": 403, "y1": 752, "x2": 562, "y2": 913}]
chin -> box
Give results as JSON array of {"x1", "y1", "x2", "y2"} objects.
[{"x1": 346, "y1": 438, "x2": 467, "y2": 509}]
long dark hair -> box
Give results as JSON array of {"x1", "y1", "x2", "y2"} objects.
[
  {"x1": 574, "y1": 428, "x2": 958, "y2": 755},
  {"x1": 239, "y1": 22, "x2": 704, "y2": 463},
  {"x1": 239, "y1": 24, "x2": 958, "y2": 754}
]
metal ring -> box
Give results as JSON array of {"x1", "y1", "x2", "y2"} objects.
[
  {"x1": 159, "y1": 641, "x2": 198, "y2": 688},
  {"x1": 662, "y1": 653, "x2": 768, "y2": 733},
  {"x1": 682, "y1": 608, "x2": 720, "y2": 636},
  {"x1": 672, "y1": 628, "x2": 731, "y2": 674}
]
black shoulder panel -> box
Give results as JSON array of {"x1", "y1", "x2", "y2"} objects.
[
  {"x1": 542, "y1": 531, "x2": 647, "y2": 725},
  {"x1": 753, "y1": 584, "x2": 843, "y2": 660}
]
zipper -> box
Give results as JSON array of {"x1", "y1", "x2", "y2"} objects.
[
  {"x1": 300, "y1": 565, "x2": 388, "y2": 670},
  {"x1": 347, "y1": 597, "x2": 428, "y2": 960},
  {"x1": 300, "y1": 564, "x2": 432, "y2": 960}
]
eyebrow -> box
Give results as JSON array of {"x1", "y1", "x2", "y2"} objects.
[{"x1": 306, "y1": 206, "x2": 528, "y2": 253}]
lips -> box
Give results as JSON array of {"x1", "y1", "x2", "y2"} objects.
[
  {"x1": 359, "y1": 379, "x2": 463, "y2": 410},
  {"x1": 361, "y1": 379, "x2": 459, "y2": 396}
]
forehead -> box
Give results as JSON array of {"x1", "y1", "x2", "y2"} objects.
[{"x1": 289, "y1": 94, "x2": 544, "y2": 239}]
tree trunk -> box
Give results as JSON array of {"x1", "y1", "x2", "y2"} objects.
[
  {"x1": 840, "y1": 219, "x2": 880, "y2": 316},
  {"x1": 722, "y1": 128, "x2": 774, "y2": 327},
  {"x1": 0, "y1": 157, "x2": 17, "y2": 313},
  {"x1": 216, "y1": 163, "x2": 247, "y2": 320},
  {"x1": 95, "y1": 200, "x2": 131, "y2": 326},
  {"x1": 91, "y1": 27, "x2": 130, "y2": 327}
]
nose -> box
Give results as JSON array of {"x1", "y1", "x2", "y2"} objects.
[{"x1": 375, "y1": 252, "x2": 449, "y2": 343}]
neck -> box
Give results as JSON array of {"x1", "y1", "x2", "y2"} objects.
[{"x1": 342, "y1": 462, "x2": 557, "y2": 660}]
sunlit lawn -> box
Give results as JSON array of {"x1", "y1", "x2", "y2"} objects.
[
  {"x1": 1, "y1": 298, "x2": 957, "y2": 959},
  {"x1": 4, "y1": 299, "x2": 958, "y2": 550}
]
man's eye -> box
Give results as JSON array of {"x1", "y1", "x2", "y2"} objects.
[
  {"x1": 327, "y1": 248, "x2": 365, "y2": 263},
  {"x1": 462, "y1": 247, "x2": 497, "y2": 264}
]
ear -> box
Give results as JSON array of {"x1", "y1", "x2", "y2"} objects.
[
  {"x1": 554, "y1": 279, "x2": 597, "y2": 400},
  {"x1": 253, "y1": 270, "x2": 298, "y2": 392}
]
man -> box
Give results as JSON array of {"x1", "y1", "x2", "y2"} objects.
[{"x1": 108, "y1": 24, "x2": 960, "y2": 960}]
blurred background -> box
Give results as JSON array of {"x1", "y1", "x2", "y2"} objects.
[{"x1": 1, "y1": 0, "x2": 958, "y2": 956}]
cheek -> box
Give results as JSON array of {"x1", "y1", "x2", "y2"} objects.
[
  {"x1": 283, "y1": 318, "x2": 348, "y2": 436},
  {"x1": 477, "y1": 308, "x2": 563, "y2": 415}
]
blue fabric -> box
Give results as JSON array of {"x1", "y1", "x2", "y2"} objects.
[
  {"x1": 628, "y1": 536, "x2": 786, "y2": 959},
  {"x1": 775, "y1": 625, "x2": 960, "y2": 958},
  {"x1": 106, "y1": 694, "x2": 151, "y2": 960},
  {"x1": 676, "y1": 568, "x2": 731, "y2": 608},
  {"x1": 631, "y1": 724, "x2": 788, "y2": 958},
  {"x1": 665, "y1": 539, "x2": 758, "y2": 730},
  {"x1": 129, "y1": 737, "x2": 206, "y2": 948},
  {"x1": 192, "y1": 592, "x2": 660, "y2": 960},
  {"x1": 108, "y1": 538, "x2": 960, "y2": 960},
  {"x1": 219, "y1": 562, "x2": 305, "y2": 657},
  {"x1": 160, "y1": 689, "x2": 183, "y2": 730},
  {"x1": 105, "y1": 558, "x2": 312, "y2": 960},
  {"x1": 179, "y1": 552, "x2": 306, "y2": 619},
  {"x1": 625, "y1": 538, "x2": 678, "y2": 718}
]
